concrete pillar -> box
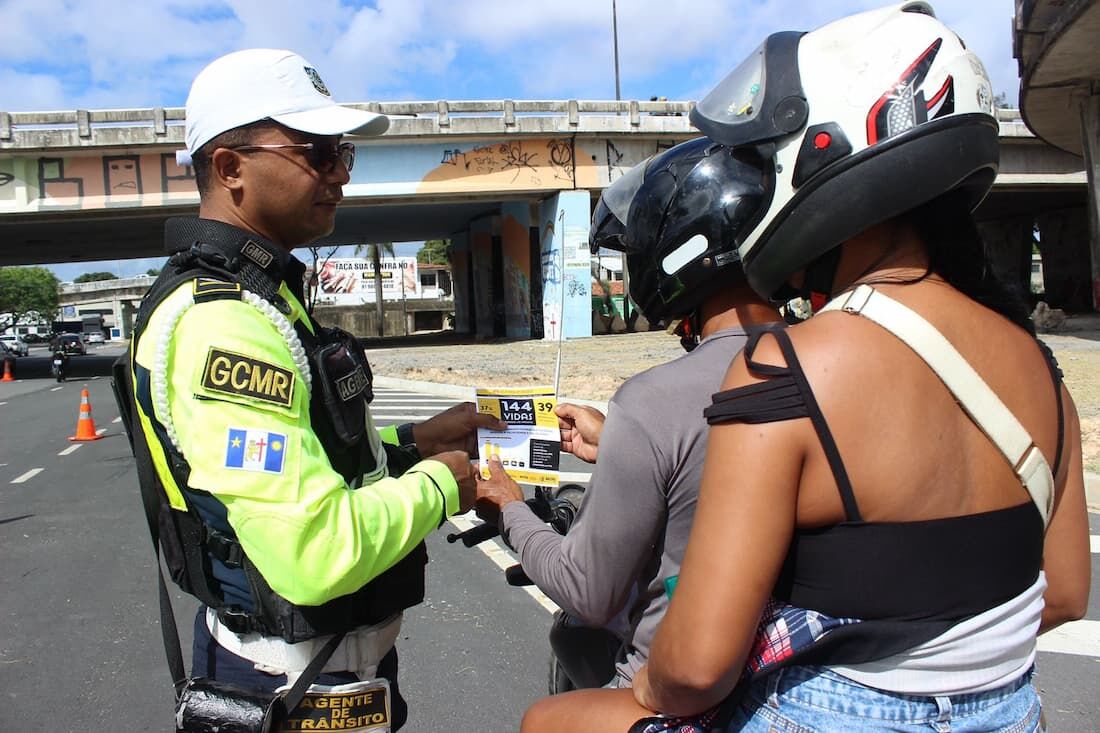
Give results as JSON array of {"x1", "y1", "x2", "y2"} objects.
[
  {"x1": 118, "y1": 299, "x2": 136, "y2": 339},
  {"x1": 469, "y1": 217, "x2": 495, "y2": 339},
  {"x1": 500, "y1": 202, "x2": 533, "y2": 338},
  {"x1": 538, "y1": 191, "x2": 592, "y2": 341},
  {"x1": 112, "y1": 297, "x2": 125, "y2": 339},
  {"x1": 977, "y1": 216, "x2": 1033, "y2": 303},
  {"x1": 450, "y1": 232, "x2": 471, "y2": 334},
  {"x1": 1080, "y1": 93, "x2": 1100, "y2": 310},
  {"x1": 1035, "y1": 208, "x2": 1093, "y2": 311}
]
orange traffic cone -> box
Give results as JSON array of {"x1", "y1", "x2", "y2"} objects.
[
  {"x1": 1, "y1": 358, "x2": 13, "y2": 382},
  {"x1": 69, "y1": 387, "x2": 104, "y2": 441}
]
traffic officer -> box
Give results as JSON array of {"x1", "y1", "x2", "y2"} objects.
[{"x1": 124, "y1": 48, "x2": 505, "y2": 731}]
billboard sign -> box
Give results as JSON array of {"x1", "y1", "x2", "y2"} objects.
[{"x1": 316, "y1": 257, "x2": 418, "y2": 304}]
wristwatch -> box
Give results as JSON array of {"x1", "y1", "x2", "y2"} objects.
[{"x1": 396, "y1": 422, "x2": 417, "y2": 448}]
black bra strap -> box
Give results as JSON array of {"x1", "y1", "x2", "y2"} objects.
[
  {"x1": 1036, "y1": 340, "x2": 1065, "y2": 478},
  {"x1": 742, "y1": 327, "x2": 794, "y2": 378},
  {"x1": 707, "y1": 328, "x2": 863, "y2": 523},
  {"x1": 769, "y1": 330, "x2": 863, "y2": 523}
]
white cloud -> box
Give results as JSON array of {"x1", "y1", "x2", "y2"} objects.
[
  {"x1": 0, "y1": 69, "x2": 68, "y2": 111},
  {"x1": 0, "y1": 0, "x2": 1022, "y2": 112}
]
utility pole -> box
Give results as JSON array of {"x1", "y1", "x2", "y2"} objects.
[
  {"x1": 612, "y1": 0, "x2": 622, "y2": 102},
  {"x1": 611, "y1": 0, "x2": 633, "y2": 330}
]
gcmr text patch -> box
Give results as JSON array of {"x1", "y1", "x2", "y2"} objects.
[{"x1": 202, "y1": 348, "x2": 295, "y2": 407}]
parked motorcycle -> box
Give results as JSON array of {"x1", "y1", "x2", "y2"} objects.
[{"x1": 447, "y1": 484, "x2": 615, "y2": 694}]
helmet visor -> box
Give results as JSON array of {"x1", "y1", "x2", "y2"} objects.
[
  {"x1": 602, "y1": 157, "x2": 651, "y2": 223},
  {"x1": 694, "y1": 42, "x2": 767, "y2": 129},
  {"x1": 690, "y1": 31, "x2": 806, "y2": 148}
]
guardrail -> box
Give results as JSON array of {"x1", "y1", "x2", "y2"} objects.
[
  {"x1": 61, "y1": 275, "x2": 155, "y2": 293},
  {"x1": 0, "y1": 101, "x2": 1030, "y2": 150},
  {"x1": 0, "y1": 100, "x2": 695, "y2": 149}
]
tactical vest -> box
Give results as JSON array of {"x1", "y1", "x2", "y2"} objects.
[{"x1": 118, "y1": 218, "x2": 426, "y2": 643}]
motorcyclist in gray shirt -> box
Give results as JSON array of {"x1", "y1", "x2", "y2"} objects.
[{"x1": 475, "y1": 137, "x2": 782, "y2": 687}]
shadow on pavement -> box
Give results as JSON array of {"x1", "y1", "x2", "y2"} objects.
[{"x1": 4, "y1": 355, "x2": 118, "y2": 380}]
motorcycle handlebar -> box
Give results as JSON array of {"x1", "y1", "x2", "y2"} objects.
[
  {"x1": 448, "y1": 486, "x2": 587, "y2": 590},
  {"x1": 446, "y1": 520, "x2": 501, "y2": 547},
  {"x1": 445, "y1": 492, "x2": 560, "y2": 547}
]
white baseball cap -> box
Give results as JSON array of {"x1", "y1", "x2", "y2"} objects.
[{"x1": 179, "y1": 48, "x2": 388, "y2": 165}]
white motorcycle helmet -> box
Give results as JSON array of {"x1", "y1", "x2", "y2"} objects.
[{"x1": 690, "y1": 1, "x2": 999, "y2": 301}]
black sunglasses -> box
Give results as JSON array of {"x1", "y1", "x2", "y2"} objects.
[{"x1": 228, "y1": 141, "x2": 356, "y2": 173}]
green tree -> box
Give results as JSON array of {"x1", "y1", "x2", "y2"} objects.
[
  {"x1": 303, "y1": 245, "x2": 339, "y2": 315},
  {"x1": 145, "y1": 267, "x2": 162, "y2": 276},
  {"x1": 355, "y1": 242, "x2": 395, "y2": 337},
  {"x1": 417, "y1": 239, "x2": 450, "y2": 265},
  {"x1": 73, "y1": 271, "x2": 119, "y2": 283},
  {"x1": 0, "y1": 266, "x2": 60, "y2": 332}
]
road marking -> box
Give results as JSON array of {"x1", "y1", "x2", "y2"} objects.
[
  {"x1": 50, "y1": 386, "x2": 63, "y2": 392},
  {"x1": 11, "y1": 468, "x2": 44, "y2": 484},
  {"x1": 95, "y1": 427, "x2": 107, "y2": 436},
  {"x1": 1091, "y1": 535, "x2": 1099, "y2": 554},
  {"x1": 1038, "y1": 620, "x2": 1100, "y2": 657},
  {"x1": 448, "y1": 513, "x2": 560, "y2": 615},
  {"x1": 0, "y1": 401, "x2": 6, "y2": 406},
  {"x1": 112, "y1": 417, "x2": 122, "y2": 424},
  {"x1": 58, "y1": 445, "x2": 81, "y2": 456}
]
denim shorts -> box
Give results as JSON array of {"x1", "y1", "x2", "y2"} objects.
[{"x1": 725, "y1": 665, "x2": 1042, "y2": 733}]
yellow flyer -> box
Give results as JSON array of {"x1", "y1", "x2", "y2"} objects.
[{"x1": 476, "y1": 386, "x2": 559, "y2": 486}]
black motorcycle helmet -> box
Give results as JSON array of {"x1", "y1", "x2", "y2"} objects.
[
  {"x1": 590, "y1": 156, "x2": 650, "y2": 253},
  {"x1": 590, "y1": 137, "x2": 767, "y2": 325}
]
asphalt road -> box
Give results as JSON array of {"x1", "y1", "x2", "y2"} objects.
[{"x1": 1, "y1": 348, "x2": 1097, "y2": 731}]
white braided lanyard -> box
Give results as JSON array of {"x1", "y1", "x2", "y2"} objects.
[{"x1": 151, "y1": 287, "x2": 312, "y2": 455}]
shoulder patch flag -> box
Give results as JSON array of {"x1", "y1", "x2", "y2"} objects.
[{"x1": 225, "y1": 428, "x2": 287, "y2": 474}]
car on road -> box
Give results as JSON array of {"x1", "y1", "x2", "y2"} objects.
[
  {"x1": 0, "y1": 335, "x2": 29, "y2": 356},
  {"x1": 85, "y1": 332, "x2": 105, "y2": 344},
  {"x1": 0, "y1": 340, "x2": 17, "y2": 359},
  {"x1": 54, "y1": 334, "x2": 86, "y2": 356}
]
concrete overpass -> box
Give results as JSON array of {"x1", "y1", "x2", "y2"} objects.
[
  {"x1": 0, "y1": 100, "x2": 1092, "y2": 341},
  {"x1": 1015, "y1": 0, "x2": 1100, "y2": 309},
  {"x1": 57, "y1": 276, "x2": 153, "y2": 339}
]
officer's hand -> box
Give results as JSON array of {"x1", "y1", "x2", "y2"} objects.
[
  {"x1": 429, "y1": 450, "x2": 479, "y2": 514},
  {"x1": 474, "y1": 456, "x2": 525, "y2": 527},
  {"x1": 555, "y1": 403, "x2": 605, "y2": 464},
  {"x1": 414, "y1": 402, "x2": 507, "y2": 457}
]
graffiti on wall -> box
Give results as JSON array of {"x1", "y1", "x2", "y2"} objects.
[
  {"x1": 565, "y1": 138, "x2": 684, "y2": 190},
  {"x1": 425, "y1": 138, "x2": 576, "y2": 190},
  {"x1": 546, "y1": 140, "x2": 574, "y2": 183},
  {"x1": 565, "y1": 273, "x2": 588, "y2": 299},
  {"x1": 0, "y1": 159, "x2": 15, "y2": 202},
  {"x1": 2, "y1": 135, "x2": 679, "y2": 215},
  {"x1": 0, "y1": 152, "x2": 196, "y2": 211}
]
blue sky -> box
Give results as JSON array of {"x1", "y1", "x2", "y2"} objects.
[{"x1": 0, "y1": 0, "x2": 1022, "y2": 279}]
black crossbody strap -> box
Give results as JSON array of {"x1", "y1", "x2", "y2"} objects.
[
  {"x1": 283, "y1": 631, "x2": 346, "y2": 712},
  {"x1": 115, "y1": 343, "x2": 188, "y2": 688}
]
